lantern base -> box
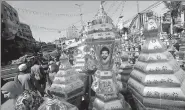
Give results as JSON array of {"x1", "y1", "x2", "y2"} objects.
[{"x1": 92, "y1": 93, "x2": 131, "y2": 110}]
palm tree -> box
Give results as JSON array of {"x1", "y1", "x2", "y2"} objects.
[{"x1": 163, "y1": 1, "x2": 182, "y2": 25}]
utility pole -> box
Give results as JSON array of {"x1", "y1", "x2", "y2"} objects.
[
  {"x1": 75, "y1": 4, "x2": 84, "y2": 27},
  {"x1": 137, "y1": 1, "x2": 141, "y2": 31},
  {"x1": 116, "y1": 1, "x2": 125, "y2": 28},
  {"x1": 137, "y1": 1, "x2": 140, "y2": 13},
  {"x1": 75, "y1": 4, "x2": 84, "y2": 40}
]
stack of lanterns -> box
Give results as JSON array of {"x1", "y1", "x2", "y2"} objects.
[
  {"x1": 49, "y1": 52, "x2": 84, "y2": 108},
  {"x1": 128, "y1": 11, "x2": 185, "y2": 110},
  {"x1": 119, "y1": 51, "x2": 133, "y2": 93},
  {"x1": 167, "y1": 44, "x2": 177, "y2": 58},
  {"x1": 73, "y1": 43, "x2": 88, "y2": 83},
  {"x1": 177, "y1": 37, "x2": 185, "y2": 67},
  {"x1": 38, "y1": 98, "x2": 78, "y2": 110},
  {"x1": 114, "y1": 42, "x2": 133, "y2": 94},
  {"x1": 133, "y1": 43, "x2": 140, "y2": 63},
  {"x1": 85, "y1": 3, "x2": 131, "y2": 110}
]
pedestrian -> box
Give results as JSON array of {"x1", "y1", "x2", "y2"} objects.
[
  {"x1": 14, "y1": 63, "x2": 33, "y2": 91},
  {"x1": 48, "y1": 63, "x2": 59, "y2": 83},
  {"x1": 45, "y1": 63, "x2": 59, "y2": 96},
  {"x1": 48, "y1": 60, "x2": 55, "y2": 65},
  {"x1": 55, "y1": 56, "x2": 61, "y2": 66},
  {"x1": 1, "y1": 81, "x2": 23, "y2": 110},
  {"x1": 30, "y1": 63, "x2": 46, "y2": 96}
]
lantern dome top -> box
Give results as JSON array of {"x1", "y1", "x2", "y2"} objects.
[
  {"x1": 93, "y1": 3, "x2": 113, "y2": 25},
  {"x1": 143, "y1": 11, "x2": 159, "y2": 38}
]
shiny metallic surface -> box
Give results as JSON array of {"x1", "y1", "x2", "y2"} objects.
[{"x1": 128, "y1": 12, "x2": 185, "y2": 110}]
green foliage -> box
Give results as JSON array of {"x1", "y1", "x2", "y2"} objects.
[{"x1": 163, "y1": 1, "x2": 182, "y2": 18}]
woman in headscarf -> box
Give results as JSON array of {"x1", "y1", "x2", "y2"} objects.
[
  {"x1": 15, "y1": 90, "x2": 44, "y2": 110},
  {"x1": 1, "y1": 81, "x2": 23, "y2": 110},
  {"x1": 14, "y1": 63, "x2": 33, "y2": 91}
]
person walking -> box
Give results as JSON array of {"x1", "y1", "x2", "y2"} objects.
[
  {"x1": 45, "y1": 63, "x2": 59, "y2": 96},
  {"x1": 14, "y1": 64, "x2": 33, "y2": 91},
  {"x1": 30, "y1": 63, "x2": 46, "y2": 96}
]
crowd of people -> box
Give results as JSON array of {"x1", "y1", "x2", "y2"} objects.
[
  {"x1": 1, "y1": 37, "x2": 184, "y2": 110},
  {"x1": 1, "y1": 52, "x2": 61, "y2": 110}
]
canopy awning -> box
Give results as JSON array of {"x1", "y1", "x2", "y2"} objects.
[{"x1": 65, "y1": 41, "x2": 82, "y2": 49}]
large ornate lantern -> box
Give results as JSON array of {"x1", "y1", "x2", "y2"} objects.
[
  {"x1": 85, "y1": 3, "x2": 131, "y2": 110},
  {"x1": 128, "y1": 11, "x2": 185, "y2": 110}
]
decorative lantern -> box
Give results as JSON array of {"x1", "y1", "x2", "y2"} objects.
[
  {"x1": 128, "y1": 9, "x2": 185, "y2": 110},
  {"x1": 85, "y1": 3, "x2": 131, "y2": 110}
]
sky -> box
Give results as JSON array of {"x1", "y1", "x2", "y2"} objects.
[{"x1": 7, "y1": 1, "x2": 168, "y2": 43}]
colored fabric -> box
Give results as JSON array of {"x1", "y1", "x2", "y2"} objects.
[
  {"x1": 15, "y1": 90, "x2": 44, "y2": 110},
  {"x1": 31, "y1": 64, "x2": 43, "y2": 80}
]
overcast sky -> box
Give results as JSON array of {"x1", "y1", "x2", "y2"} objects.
[{"x1": 7, "y1": 1, "x2": 167, "y2": 42}]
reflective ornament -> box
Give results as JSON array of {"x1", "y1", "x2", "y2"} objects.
[{"x1": 128, "y1": 10, "x2": 185, "y2": 110}]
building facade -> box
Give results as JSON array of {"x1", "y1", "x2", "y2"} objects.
[{"x1": 66, "y1": 25, "x2": 79, "y2": 39}]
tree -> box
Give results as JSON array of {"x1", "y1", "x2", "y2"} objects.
[{"x1": 163, "y1": 1, "x2": 182, "y2": 25}]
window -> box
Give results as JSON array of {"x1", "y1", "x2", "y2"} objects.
[
  {"x1": 7, "y1": 16, "x2": 10, "y2": 20},
  {"x1": 14, "y1": 13, "x2": 17, "y2": 17},
  {"x1": 7, "y1": 11, "x2": 10, "y2": 16},
  {"x1": 4, "y1": 6, "x2": 7, "y2": 11},
  {"x1": 9, "y1": 16, "x2": 13, "y2": 21},
  {"x1": 10, "y1": 12, "x2": 13, "y2": 17}
]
